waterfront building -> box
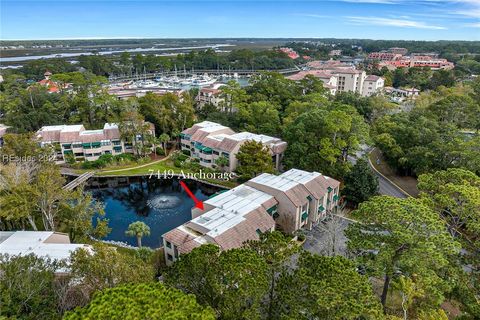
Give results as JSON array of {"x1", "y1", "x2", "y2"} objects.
[
  {"x1": 289, "y1": 61, "x2": 382, "y2": 96},
  {"x1": 180, "y1": 121, "x2": 287, "y2": 172},
  {"x1": 0, "y1": 231, "x2": 90, "y2": 272},
  {"x1": 163, "y1": 168, "x2": 340, "y2": 265},
  {"x1": 287, "y1": 70, "x2": 337, "y2": 95},
  {"x1": 196, "y1": 84, "x2": 225, "y2": 108},
  {"x1": 36, "y1": 122, "x2": 155, "y2": 162}
]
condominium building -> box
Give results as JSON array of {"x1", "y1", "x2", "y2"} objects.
[
  {"x1": 36, "y1": 122, "x2": 155, "y2": 162},
  {"x1": 163, "y1": 168, "x2": 340, "y2": 265},
  {"x1": 246, "y1": 169, "x2": 340, "y2": 233},
  {"x1": 180, "y1": 121, "x2": 287, "y2": 172},
  {"x1": 381, "y1": 57, "x2": 454, "y2": 70},
  {"x1": 367, "y1": 52, "x2": 402, "y2": 61},
  {"x1": 290, "y1": 60, "x2": 382, "y2": 97},
  {"x1": 0, "y1": 231, "x2": 90, "y2": 272},
  {"x1": 287, "y1": 70, "x2": 337, "y2": 95},
  {"x1": 362, "y1": 75, "x2": 385, "y2": 96},
  {"x1": 388, "y1": 47, "x2": 408, "y2": 55},
  {"x1": 368, "y1": 51, "x2": 454, "y2": 70},
  {"x1": 196, "y1": 85, "x2": 225, "y2": 108}
]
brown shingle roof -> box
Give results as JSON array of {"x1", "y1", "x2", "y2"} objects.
[
  {"x1": 163, "y1": 228, "x2": 196, "y2": 247},
  {"x1": 104, "y1": 128, "x2": 121, "y2": 140},
  {"x1": 59, "y1": 131, "x2": 81, "y2": 143},
  {"x1": 216, "y1": 137, "x2": 241, "y2": 152},
  {"x1": 213, "y1": 207, "x2": 275, "y2": 251}
]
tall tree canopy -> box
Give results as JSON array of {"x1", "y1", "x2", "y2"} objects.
[
  {"x1": 63, "y1": 283, "x2": 215, "y2": 320},
  {"x1": 346, "y1": 196, "x2": 460, "y2": 311}
]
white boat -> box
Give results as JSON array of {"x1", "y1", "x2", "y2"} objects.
[
  {"x1": 136, "y1": 80, "x2": 160, "y2": 88},
  {"x1": 192, "y1": 74, "x2": 217, "y2": 86}
]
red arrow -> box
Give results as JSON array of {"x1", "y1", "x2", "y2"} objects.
[{"x1": 179, "y1": 180, "x2": 204, "y2": 210}]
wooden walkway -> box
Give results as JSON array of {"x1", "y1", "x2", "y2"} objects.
[{"x1": 63, "y1": 172, "x2": 95, "y2": 191}]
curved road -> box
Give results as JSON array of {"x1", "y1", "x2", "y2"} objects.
[{"x1": 348, "y1": 145, "x2": 409, "y2": 199}]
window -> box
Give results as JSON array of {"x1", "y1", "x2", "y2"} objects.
[
  {"x1": 166, "y1": 241, "x2": 172, "y2": 249},
  {"x1": 301, "y1": 203, "x2": 308, "y2": 214},
  {"x1": 213, "y1": 150, "x2": 220, "y2": 155},
  {"x1": 256, "y1": 228, "x2": 262, "y2": 235},
  {"x1": 167, "y1": 254, "x2": 173, "y2": 261},
  {"x1": 112, "y1": 140, "x2": 121, "y2": 146}
]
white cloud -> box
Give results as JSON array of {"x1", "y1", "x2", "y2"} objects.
[
  {"x1": 293, "y1": 13, "x2": 331, "y2": 18},
  {"x1": 465, "y1": 21, "x2": 480, "y2": 27},
  {"x1": 346, "y1": 16, "x2": 447, "y2": 29}
]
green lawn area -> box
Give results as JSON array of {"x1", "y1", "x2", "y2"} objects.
[{"x1": 89, "y1": 159, "x2": 238, "y2": 189}]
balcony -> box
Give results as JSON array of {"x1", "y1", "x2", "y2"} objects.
[{"x1": 301, "y1": 211, "x2": 308, "y2": 221}]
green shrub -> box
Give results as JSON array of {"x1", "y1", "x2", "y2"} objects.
[
  {"x1": 177, "y1": 153, "x2": 189, "y2": 162},
  {"x1": 155, "y1": 147, "x2": 165, "y2": 156}
]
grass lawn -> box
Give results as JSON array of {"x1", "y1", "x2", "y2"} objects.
[
  {"x1": 87, "y1": 159, "x2": 238, "y2": 189},
  {"x1": 369, "y1": 148, "x2": 419, "y2": 197}
]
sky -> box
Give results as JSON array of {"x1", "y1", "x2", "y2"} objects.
[{"x1": 1, "y1": 0, "x2": 479, "y2": 41}]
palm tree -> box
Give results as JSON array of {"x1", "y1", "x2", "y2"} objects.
[
  {"x1": 158, "y1": 133, "x2": 170, "y2": 155},
  {"x1": 125, "y1": 221, "x2": 150, "y2": 247}
]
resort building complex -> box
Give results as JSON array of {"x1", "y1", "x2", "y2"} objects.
[
  {"x1": 180, "y1": 121, "x2": 287, "y2": 172},
  {"x1": 163, "y1": 168, "x2": 340, "y2": 265},
  {"x1": 288, "y1": 60, "x2": 384, "y2": 96},
  {"x1": 36, "y1": 122, "x2": 155, "y2": 162},
  {"x1": 196, "y1": 84, "x2": 225, "y2": 108},
  {"x1": 368, "y1": 51, "x2": 454, "y2": 70}
]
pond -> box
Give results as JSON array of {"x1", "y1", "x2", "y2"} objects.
[{"x1": 86, "y1": 177, "x2": 222, "y2": 248}]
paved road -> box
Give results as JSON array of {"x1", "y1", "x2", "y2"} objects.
[
  {"x1": 348, "y1": 145, "x2": 408, "y2": 199},
  {"x1": 376, "y1": 172, "x2": 408, "y2": 198}
]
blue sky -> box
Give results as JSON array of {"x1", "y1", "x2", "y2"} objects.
[{"x1": 1, "y1": 1, "x2": 479, "y2": 40}]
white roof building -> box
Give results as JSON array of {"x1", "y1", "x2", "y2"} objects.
[{"x1": 0, "y1": 231, "x2": 90, "y2": 262}]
